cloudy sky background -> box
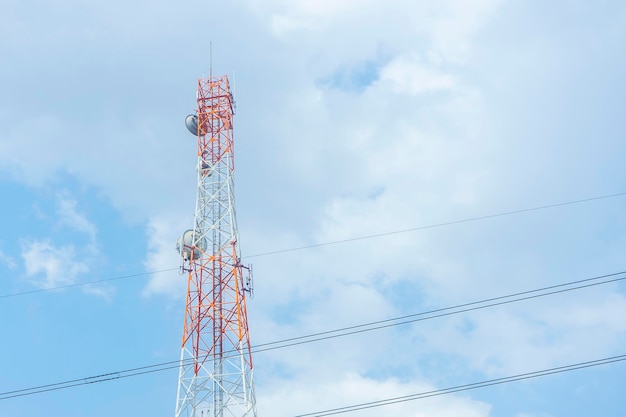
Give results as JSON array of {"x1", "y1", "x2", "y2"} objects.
[{"x1": 1, "y1": 0, "x2": 626, "y2": 416}]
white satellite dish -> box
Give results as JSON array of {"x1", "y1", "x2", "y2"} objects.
[
  {"x1": 176, "y1": 229, "x2": 207, "y2": 260},
  {"x1": 185, "y1": 114, "x2": 199, "y2": 136}
]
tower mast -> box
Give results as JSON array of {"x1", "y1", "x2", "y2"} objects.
[{"x1": 175, "y1": 75, "x2": 257, "y2": 417}]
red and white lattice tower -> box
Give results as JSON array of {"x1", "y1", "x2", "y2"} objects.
[{"x1": 175, "y1": 75, "x2": 257, "y2": 417}]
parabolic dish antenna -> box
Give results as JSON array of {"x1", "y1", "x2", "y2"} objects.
[
  {"x1": 185, "y1": 114, "x2": 199, "y2": 136},
  {"x1": 176, "y1": 229, "x2": 207, "y2": 260}
]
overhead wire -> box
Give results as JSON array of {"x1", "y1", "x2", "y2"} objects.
[
  {"x1": 292, "y1": 354, "x2": 626, "y2": 417},
  {"x1": 0, "y1": 361, "x2": 182, "y2": 400},
  {"x1": 1, "y1": 269, "x2": 624, "y2": 401},
  {"x1": 0, "y1": 268, "x2": 178, "y2": 300},
  {"x1": 250, "y1": 270, "x2": 626, "y2": 353},
  {"x1": 2, "y1": 190, "x2": 626, "y2": 299},
  {"x1": 245, "y1": 191, "x2": 626, "y2": 258}
]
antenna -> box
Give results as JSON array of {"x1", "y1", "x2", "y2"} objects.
[
  {"x1": 209, "y1": 41, "x2": 213, "y2": 79},
  {"x1": 232, "y1": 67, "x2": 237, "y2": 113}
]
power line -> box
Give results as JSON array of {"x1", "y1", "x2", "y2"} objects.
[
  {"x1": 292, "y1": 354, "x2": 626, "y2": 417},
  {"x1": 1, "y1": 269, "x2": 624, "y2": 401},
  {"x1": 0, "y1": 268, "x2": 177, "y2": 299},
  {"x1": 245, "y1": 191, "x2": 626, "y2": 258},
  {"x1": 1, "y1": 191, "x2": 625, "y2": 299},
  {"x1": 0, "y1": 361, "x2": 182, "y2": 400},
  {"x1": 250, "y1": 270, "x2": 626, "y2": 352}
]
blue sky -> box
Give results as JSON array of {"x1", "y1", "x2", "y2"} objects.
[{"x1": 1, "y1": 1, "x2": 626, "y2": 416}]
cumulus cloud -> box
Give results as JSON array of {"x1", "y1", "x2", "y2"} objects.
[
  {"x1": 229, "y1": 0, "x2": 626, "y2": 406},
  {"x1": 20, "y1": 239, "x2": 88, "y2": 289},
  {"x1": 12, "y1": 189, "x2": 113, "y2": 299},
  {"x1": 19, "y1": 238, "x2": 116, "y2": 300},
  {"x1": 142, "y1": 215, "x2": 189, "y2": 298},
  {"x1": 257, "y1": 372, "x2": 491, "y2": 417},
  {"x1": 263, "y1": 0, "x2": 379, "y2": 36},
  {"x1": 112, "y1": 3, "x2": 625, "y2": 415},
  {"x1": 3, "y1": 0, "x2": 626, "y2": 415},
  {"x1": 55, "y1": 191, "x2": 98, "y2": 243},
  {"x1": 0, "y1": 248, "x2": 17, "y2": 269},
  {"x1": 82, "y1": 283, "x2": 117, "y2": 302},
  {"x1": 377, "y1": 54, "x2": 457, "y2": 95},
  {"x1": 0, "y1": 115, "x2": 68, "y2": 186},
  {"x1": 425, "y1": 0, "x2": 504, "y2": 64},
  {"x1": 402, "y1": 288, "x2": 626, "y2": 379}
]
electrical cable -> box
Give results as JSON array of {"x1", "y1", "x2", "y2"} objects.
[
  {"x1": 0, "y1": 361, "x2": 182, "y2": 400},
  {"x1": 1, "y1": 269, "x2": 624, "y2": 400},
  {"x1": 0, "y1": 268, "x2": 178, "y2": 300},
  {"x1": 292, "y1": 354, "x2": 626, "y2": 417},
  {"x1": 245, "y1": 191, "x2": 626, "y2": 258},
  {"x1": 2, "y1": 191, "x2": 625, "y2": 299},
  {"x1": 250, "y1": 270, "x2": 626, "y2": 353}
]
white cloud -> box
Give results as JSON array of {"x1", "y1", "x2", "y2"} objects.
[
  {"x1": 140, "y1": 3, "x2": 626, "y2": 416},
  {"x1": 228, "y1": 2, "x2": 625, "y2": 410},
  {"x1": 407, "y1": 289, "x2": 626, "y2": 378},
  {"x1": 0, "y1": 114, "x2": 68, "y2": 186},
  {"x1": 142, "y1": 215, "x2": 190, "y2": 298},
  {"x1": 19, "y1": 238, "x2": 115, "y2": 300},
  {"x1": 0, "y1": 248, "x2": 17, "y2": 269},
  {"x1": 377, "y1": 55, "x2": 457, "y2": 95},
  {"x1": 257, "y1": 0, "x2": 504, "y2": 68},
  {"x1": 20, "y1": 239, "x2": 88, "y2": 289},
  {"x1": 270, "y1": 14, "x2": 313, "y2": 36},
  {"x1": 82, "y1": 283, "x2": 117, "y2": 302},
  {"x1": 259, "y1": 0, "x2": 379, "y2": 36},
  {"x1": 3, "y1": 1, "x2": 626, "y2": 415},
  {"x1": 55, "y1": 191, "x2": 98, "y2": 243},
  {"x1": 257, "y1": 372, "x2": 491, "y2": 417},
  {"x1": 0, "y1": 112, "x2": 193, "y2": 222},
  {"x1": 426, "y1": 0, "x2": 504, "y2": 64}
]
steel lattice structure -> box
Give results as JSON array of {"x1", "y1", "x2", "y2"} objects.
[{"x1": 175, "y1": 75, "x2": 257, "y2": 417}]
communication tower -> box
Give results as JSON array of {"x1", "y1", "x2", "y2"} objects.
[{"x1": 175, "y1": 75, "x2": 257, "y2": 417}]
